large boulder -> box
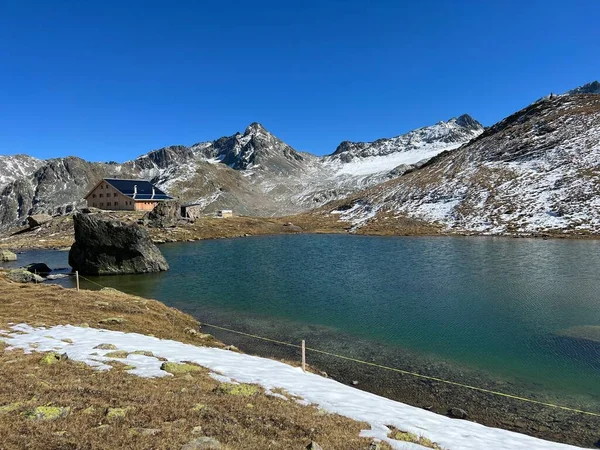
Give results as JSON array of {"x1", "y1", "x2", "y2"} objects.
[
  {"x1": 0, "y1": 250, "x2": 17, "y2": 262},
  {"x1": 142, "y1": 201, "x2": 180, "y2": 228},
  {"x1": 27, "y1": 214, "x2": 53, "y2": 228},
  {"x1": 68, "y1": 213, "x2": 169, "y2": 275}
]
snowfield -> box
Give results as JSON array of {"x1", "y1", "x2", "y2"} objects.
[{"x1": 0, "y1": 324, "x2": 582, "y2": 450}]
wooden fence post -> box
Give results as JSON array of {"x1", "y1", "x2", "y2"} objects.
[
  {"x1": 301, "y1": 339, "x2": 306, "y2": 373},
  {"x1": 75, "y1": 271, "x2": 80, "y2": 291}
]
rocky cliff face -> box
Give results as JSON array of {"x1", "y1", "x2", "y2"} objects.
[
  {"x1": 0, "y1": 157, "x2": 113, "y2": 227},
  {"x1": 195, "y1": 122, "x2": 315, "y2": 173},
  {"x1": 0, "y1": 155, "x2": 43, "y2": 188},
  {"x1": 327, "y1": 91, "x2": 600, "y2": 235}
]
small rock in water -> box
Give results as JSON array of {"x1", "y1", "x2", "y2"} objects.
[
  {"x1": 181, "y1": 437, "x2": 222, "y2": 450},
  {"x1": 24, "y1": 263, "x2": 52, "y2": 275},
  {"x1": 0, "y1": 250, "x2": 17, "y2": 261},
  {"x1": 448, "y1": 407, "x2": 469, "y2": 419}
]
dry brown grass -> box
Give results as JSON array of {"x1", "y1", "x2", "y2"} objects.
[
  {"x1": 0, "y1": 213, "x2": 351, "y2": 251},
  {"x1": 0, "y1": 278, "x2": 387, "y2": 450}
]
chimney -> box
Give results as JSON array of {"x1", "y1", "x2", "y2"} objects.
[
  {"x1": 133, "y1": 184, "x2": 137, "y2": 199},
  {"x1": 151, "y1": 187, "x2": 155, "y2": 200}
]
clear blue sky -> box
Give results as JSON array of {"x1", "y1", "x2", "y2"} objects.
[{"x1": 1, "y1": 0, "x2": 599, "y2": 161}]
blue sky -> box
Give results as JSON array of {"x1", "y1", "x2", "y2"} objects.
[{"x1": 1, "y1": 0, "x2": 599, "y2": 161}]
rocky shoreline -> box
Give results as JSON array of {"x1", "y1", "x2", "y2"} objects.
[{"x1": 198, "y1": 316, "x2": 600, "y2": 449}]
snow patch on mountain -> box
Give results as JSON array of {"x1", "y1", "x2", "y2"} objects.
[
  {"x1": 330, "y1": 143, "x2": 463, "y2": 176},
  {"x1": 0, "y1": 155, "x2": 43, "y2": 187}
]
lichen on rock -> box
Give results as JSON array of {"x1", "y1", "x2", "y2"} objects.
[
  {"x1": 104, "y1": 351, "x2": 129, "y2": 358},
  {"x1": 25, "y1": 406, "x2": 70, "y2": 421},
  {"x1": 40, "y1": 352, "x2": 67, "y2": 365},
  {"x1": 106, "y1": 407, "x2": 133, "y2": 421},
  {"x1": 160, "y1": 362, "x2": 203, "y2": 375},
  {"x1": 216, "y1": 383, "x2": 259, "y2": 397}
]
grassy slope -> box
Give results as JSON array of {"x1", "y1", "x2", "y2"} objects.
[{"x1": 0, "y1": 276, "x2": 387, "y2": 450}]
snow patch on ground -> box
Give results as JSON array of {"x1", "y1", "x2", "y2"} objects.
[{"x1": 0, "y1": 324, "x2": 582, "y2": 450}]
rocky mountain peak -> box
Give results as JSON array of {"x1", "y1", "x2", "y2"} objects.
[
  {"x1": 566, "y1": 81, "x2": 600, "y2": 95},
  {"x1": 244, "y1": 122, "x2": 268, "y2": 136},
  {"x1": 453, "y1": 114, "x2": 483, "y2": 131}
]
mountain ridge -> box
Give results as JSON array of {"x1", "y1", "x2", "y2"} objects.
[
  {"x1": 322, "y1": 92, "x2": 600, "y2": 235},
  {"x1": 0, "y1": 113, "x2": 482, "y2": 229}
]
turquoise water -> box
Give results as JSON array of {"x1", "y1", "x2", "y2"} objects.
[{"x1": 6, "y1": 235, "x2": 600, "y2": 408}]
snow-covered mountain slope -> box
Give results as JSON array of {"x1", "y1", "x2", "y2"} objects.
[
  {"x1": 327, "y1": 114, "x2": 483, "y2": 163},
  {"x1": 0, "y1": 155, "x2": 43, "y2": 188},
  {"x1": 0, "y1": 116, "x2": 482, "y2": 228},
  {"x1": 325, "y1": 92, "x2": 600, "y2": 235}
]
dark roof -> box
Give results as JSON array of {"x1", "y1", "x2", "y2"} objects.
[{"x1": 103, "y1": 178, "x2": 173, "y2": 201}]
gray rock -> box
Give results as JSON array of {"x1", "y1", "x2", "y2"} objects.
[
  {"x1": 282, "y1": 222, "x2": 303, "y2": 232},
  {"x1": 27, "y1": 213, "x2": 53, "y2": 228},
  {"x1": 306, "y1": 442, "x2": 324, "y2": 450},
  {"x1": 7, "y1": 269, "x2": 44, "y2": 283},
  {"x1": 24, "y1": 263, "x2": 52, "y2": 275},
  {"x1": 69, "y1": 213, "x2": 169, "y2": 275},
  {"x1": 142, "y1": 201, "x2": 181, "y2": 228},
  {"x1": 368, "y1": 443, "x2": 381, "y2": 450},
  {"x1": 0, "y1": 250, "x2": 17, "y2": 261},
  {"x1": 181, "y1": 437, "x2": 222, "y2": 450},
  {"x1": 448, "y1": 407, "x2": 469, "y2": 419},
  {"x1": 98, "y1": 317, "x2": 127, "y2": 325}
]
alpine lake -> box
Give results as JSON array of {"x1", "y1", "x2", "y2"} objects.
[{"x1": 6, "y1": 234, "x2": 600, "y2": 444}]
